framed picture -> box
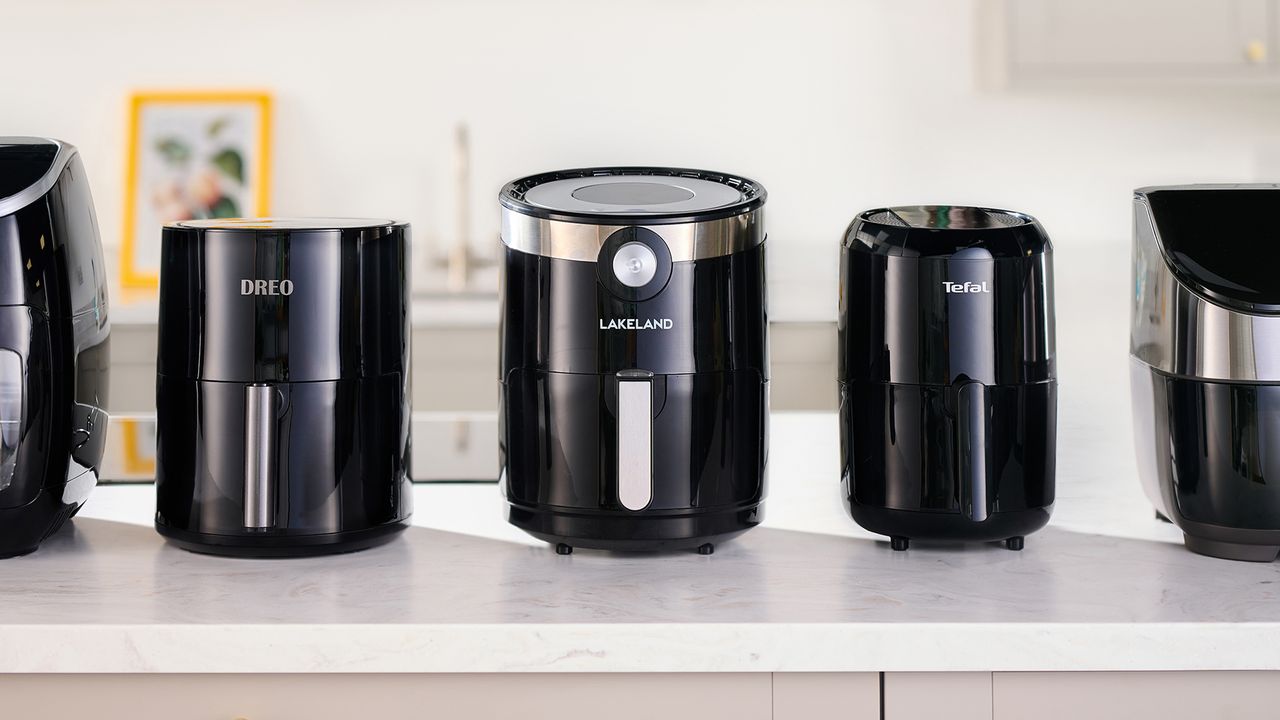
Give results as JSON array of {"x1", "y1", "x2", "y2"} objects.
[
  {"x1": 120, "y1": 91, "x2": 272, "y2": 289},
  {"x1": 118, "y1": 418, "x2": 156, "y2": 480}
]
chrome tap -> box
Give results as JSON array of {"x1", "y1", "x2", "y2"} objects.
[{"x1": 431, "y1": 124, "x2": 495, "y2": 294}]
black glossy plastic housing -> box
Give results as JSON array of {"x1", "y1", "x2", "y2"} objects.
[
  {"x1": 1145, "y1": 188, "x2": 1280, "y2": 315},
  {"x1": 155, "y1": 220, "x2": 411, "y2": 556},
  {"x1": 838, "y1": 206, "x2": 1057, "y2": 547},
  {"x1": 0, "y1": 139, "x2": 110, "y2": 558},
  {"x1": 499, "y1": 171, "x2": 769, "y2": 552},
  {"x1": 1136, "y1": 368, "x2": 1280, "y2": 561}
]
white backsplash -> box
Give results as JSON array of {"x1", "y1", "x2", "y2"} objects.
[{"x1": 4, "y1": 0, "x2": 1279, "y2": 320}]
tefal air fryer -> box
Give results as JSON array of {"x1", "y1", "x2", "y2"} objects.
[
  {"x1": 499, "y1": 167, "x2": 769, "y2": 554},
  {"x1": 1131, "y1": 185, "x2": 1280, "y2": 562},
  {"x1": 156, "y1": 218, "x2": 412, "y2": 556},
  {"x1": 839, "y1": 206, "x2": 1057, "y2": 551},
  {"x1": 0, "y1": 137, "x2": 110, "y2": 557}
]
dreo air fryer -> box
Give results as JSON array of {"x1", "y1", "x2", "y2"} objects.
[{"x1": 156, "y1": 218, "x2": 412, "y2": 557}]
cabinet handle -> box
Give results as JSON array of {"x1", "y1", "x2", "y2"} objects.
[{"x1": 1245, "y1": 40, "x2": 1267, "y2": 64}]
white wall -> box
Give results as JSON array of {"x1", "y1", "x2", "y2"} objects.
[{"x1": 4, "y1": 0, "x2": 1279, "y2": 320}]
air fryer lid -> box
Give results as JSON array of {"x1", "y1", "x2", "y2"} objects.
[
  {"x1": 870, "y1": 206, "x2": 1026, "y2": 229},
  {"x1": 174, "y1": 217, "x2": 396, "y2": 230},
  {"x1": 501, "y1": 167, "x2": 765, "y2": 225},
  {"x1": 1144, "y1": 188, "x2": 1280, "y2": 313},
  {"x1": 849, "y1": 205, "x2": 1046, "y2": 258},
  {"x1": 0, "y1": 140, "x2": 59, "y2": 202}
]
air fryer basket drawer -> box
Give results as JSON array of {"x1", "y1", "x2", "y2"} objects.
[
  {"x1": 0, "y1": 307, "x2": 52, "y2": 509},
  {"x1": 1164, "y1": 377, "x2": 1280, "y2": 530},
  {"x1": 501, "y1": 369, "x2": 768, "y2": 512}
]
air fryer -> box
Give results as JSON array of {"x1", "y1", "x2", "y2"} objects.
[
  {"x1": 1131, "y1": 185, "x2": 1280, "y2": 562},
  {"x1": 498, "y1": 167, "x2": 769, "y2": 554}
]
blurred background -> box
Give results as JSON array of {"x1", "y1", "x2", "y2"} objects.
[{"x1": 4, "y1": 0, "x2": 1278, "y2": 477}]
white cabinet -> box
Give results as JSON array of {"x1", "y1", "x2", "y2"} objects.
[
  {"x1": 992, "y1": 0, "x2": 1277, "y2": 83},
  {"x1": 883, "y1": 671, "x2": 1280, "y2": 720},
  {"x1": 774, "y1": 673, "x2": 880, "y2": 720},
  {"x1": 0, "y1": 672, "x2": 880, "y2": 720},
  {"x1": 884, "y1": 673, "x2": 993, "y2": 720},
  {"x1": 5, "y1": 671, "x2": 1280, "y2": 719},
  {"x1": 992, "y1": 671, "x2": 1280, "y2": 720}
]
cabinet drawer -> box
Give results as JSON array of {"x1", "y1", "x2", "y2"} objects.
[
  {"x1": 0, "y1": 673, "x2": 773, "y2": 720},
  {"x1": 994, "y1": 671, "x2": 1280, "y2": 720}
]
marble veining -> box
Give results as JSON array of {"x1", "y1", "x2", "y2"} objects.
[{"x1": 3, "y1": 399, "x2": 1280, "y2": 671}]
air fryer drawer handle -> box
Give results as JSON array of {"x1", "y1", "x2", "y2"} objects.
[
  {"x1": 616, "y1": 371, "x2": 654, "y2": 512},
  {"x1": 243, "y1": 384, "x2": 278, "y2": 528},
  {"x1": 957, "y1": 381, "x2": 989, "y2": 523}
]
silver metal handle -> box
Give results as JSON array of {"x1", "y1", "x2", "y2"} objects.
[
  {"x1": 243, "y1": 384, "x2": 278, "y2": 529},
  {"x1": 616, "y1": 373, "x2": 653, "y2": 512}
]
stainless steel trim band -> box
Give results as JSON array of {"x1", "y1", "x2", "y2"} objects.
[
  {"x1": 500, "y1": 208, "x2": 765, "y2": 262},
  {"x1": 1130, "y1": 191, "x2": 1280, "y2": 382}
]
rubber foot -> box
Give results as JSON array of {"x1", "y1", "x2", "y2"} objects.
[
  {"x1": 555, "y1": 543, "x2": 573, "y2": 555},
  {"x1": 696, "y1": 543, "x2": 715, "y2": 555},
  {"x1": 1184, "y1": 534, "x2": 1280, "y2": 562},
  {"x1": 890, "y1": 536, "x2": 909, "y2": 551},
  {"x1": 1005, "y1": 536, "x2": 1025, "y2": 551}
]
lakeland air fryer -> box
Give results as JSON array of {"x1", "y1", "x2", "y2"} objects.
[{"x1": 499, "y1": 168, "x2": 769, "y2": 554}]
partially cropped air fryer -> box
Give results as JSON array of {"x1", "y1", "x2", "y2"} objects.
[
  {"x1": 156, "y1": 218, "x2": 412, "y2": 557},
  {"x1": 839, "y1": 206, "x2": 1057, "y2": 551},
  {"x1": 1131, "y1": 185, "x2": 1280, "y2": 562},
  {"x1": 0, "y1": 137, "x2": 110, "y2": 557},
  {"x1": 499, "y1": 167, "x2": 769, "y2": 554}
]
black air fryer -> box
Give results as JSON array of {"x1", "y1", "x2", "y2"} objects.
[
  {"x1": 0, "y1": 138, "x2": 110, "y2": 557},
  {"x1": 839, "y1": 205, "x2": 1057, "y2": 551},
  {"x1": 1131, "y1": 185, "x2": 1280, "y2": 562},
  {"x1": 156, "y1": 218, "x2": 411, "y2": 557},
  {"x1": 499, "y1": 167, "x2": 768, "y2": 554}
]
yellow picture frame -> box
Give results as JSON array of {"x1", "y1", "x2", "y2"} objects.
[
  {"x1": 119, "y1": 418, "x2": 156, "y2": 477},
  {"x1": 120, "y1": 91, "x2": 273, "y2": 290}
]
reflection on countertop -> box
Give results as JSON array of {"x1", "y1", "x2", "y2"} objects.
[
  {"x1": 108, "y1": 294, "x2": 499, "y2": 328},
  {"x1": 103, "y1": 412, "x2": 497, "y2": 483},
  {"x1": 9, "y1": 413, "x2": 1279, "y2": 675}
]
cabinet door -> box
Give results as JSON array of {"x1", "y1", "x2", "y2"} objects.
[
  {"x1": 773, "y1": 673, "x2": 880, "y2": 720},
  {"x1": 1008, "y1": 0, "x2": 1272, "y2": 78},
  {"x1": 884, "y1": 673, "x2": 993, "y2": 720},
  {"x1": 993, "y1": 671, "x2": 1280, "y2": 720},
  {"x1": 0, "y1": 673, "x2": 774, "y2": 720}
]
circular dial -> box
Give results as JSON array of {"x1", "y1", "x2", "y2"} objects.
[{"x1": 612, "y1": 242, "x2": 659, "y2": 288}]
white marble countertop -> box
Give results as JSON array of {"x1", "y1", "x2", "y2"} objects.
[
  {"x1": 1, "y1": 410, "x2": 1278, "y2": 675},
  {"x1": 9, "y1": 246, "x2": 1280, "y2": 675}
]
